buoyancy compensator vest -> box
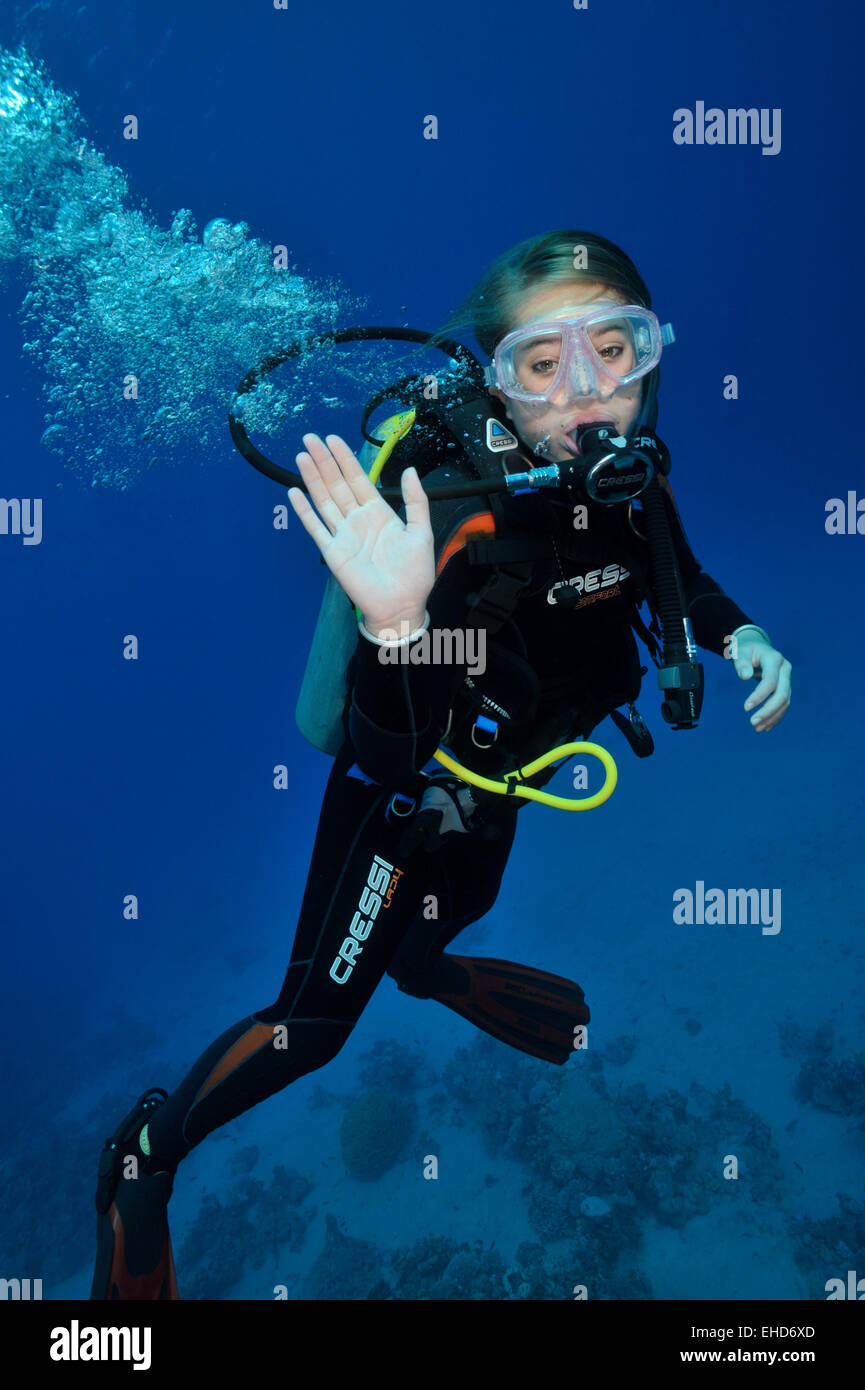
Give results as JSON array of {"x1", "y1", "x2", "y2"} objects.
[{"x1": 228, "y1": 326, "x2": 705, "y2": 790}]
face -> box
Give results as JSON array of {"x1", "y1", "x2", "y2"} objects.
[{"x1": 490, "y1": 280, "x2": 644, "y2": 464}]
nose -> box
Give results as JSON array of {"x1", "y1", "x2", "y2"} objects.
[
  {"x1": 565, "y1": 350, "x2": 595, "y2": 396},
  {"x1": 551, "y1": 349, "x2": 616, "y2": 405}
]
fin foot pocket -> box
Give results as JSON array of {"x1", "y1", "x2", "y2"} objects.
[
  {"x1": 411, "y1": 954, "x2": 591, "y2": 1066},
  {"x1": 90, "y1": 1087, "x2": 180, "y2": 1300}
]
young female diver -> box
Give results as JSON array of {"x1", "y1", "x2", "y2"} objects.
[{"x1": 91, "y1": 229, "x2": 792, "y2": 1298}]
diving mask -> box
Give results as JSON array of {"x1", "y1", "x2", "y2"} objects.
[{"x1": 485, "y1": 303, "x2": 675, "y2": 405}]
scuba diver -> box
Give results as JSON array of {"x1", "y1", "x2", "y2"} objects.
[{"x1": 91, "y1": 229, "x2": 792, "y2": 1299}]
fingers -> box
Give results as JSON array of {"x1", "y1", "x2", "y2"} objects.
[
  {"x1": 744, "y1": 656, "x2": 792, "y2": 732},
  {"x1": 400, "y1": 466, "x2": 433, "y2": 537},
  {"x1": 287, "y1": 485, "x2": 334, "y2": 557},
  {"x1": 732, "y1": 636, "x2": 764, "y2": 680},
  {"x1": 749, "y1": 691, "x2": 789, "y2": 731},
  {"x1": 298, "y1": 433, "x2": 379, "y2": 520},
  {"x1": 322, "y1": 434, "x2": 381, "y2": 506},
  {"x1": 743, "y1": 652, "x2": 778, "y2": 710},
  {"x1": 733, "y1": 641, "x2": 793, "y2": 731},
  {"x1": 293, "y1": 452, "x2": 345, "y2": 535},
  {"x1": 292, "y1": 434, "x2": 431, "y2": 561}
]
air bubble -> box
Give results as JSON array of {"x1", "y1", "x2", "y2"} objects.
[{"x1": 1, "y1": 46, "x2": 444, "y2": 489}]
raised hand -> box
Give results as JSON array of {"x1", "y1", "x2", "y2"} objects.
[{"x1": 287, "y1": 433, "x2": 435, "y2": 637}]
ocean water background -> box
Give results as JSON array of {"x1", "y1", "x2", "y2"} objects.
[{"x1": 1, "y1": 0, "x2": 863, "y2": 1301}]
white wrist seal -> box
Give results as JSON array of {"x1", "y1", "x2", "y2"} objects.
[
  {"x1": 731, "y1": 623, "x2": 770, "y2": 648},
  {"x1": 358, "y1": 611, "x2": 431, "y2": 647}
]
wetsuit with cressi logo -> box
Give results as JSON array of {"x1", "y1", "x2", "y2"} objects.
[{"x1": 142, "y1": 479, "x2": 755, "y2": 1171}]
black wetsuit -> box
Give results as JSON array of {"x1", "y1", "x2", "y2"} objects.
[{"x1": 145, "y1": 485, "x2": 754, "y2": 1172}]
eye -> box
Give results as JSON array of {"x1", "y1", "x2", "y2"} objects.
[{"x1": 530, "y1": 356, "x2": 559, "y2": 375}]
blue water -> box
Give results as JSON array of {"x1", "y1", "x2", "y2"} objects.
[{"x1": 2, "y1": 0, "x2": 863, "y2": 1302}]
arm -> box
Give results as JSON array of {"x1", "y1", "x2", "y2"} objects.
[
  {"x1": 658, "y1": 485, "x2": 757, "y2": 657},
  {"x1": 659, "y1": 485, "x2": 792, "y2": 732}
]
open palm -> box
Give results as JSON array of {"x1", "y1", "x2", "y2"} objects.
[{"x1": 288, "y1": 433, "x2": 435, "y2": 634}]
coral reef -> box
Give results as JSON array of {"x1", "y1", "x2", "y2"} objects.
[
  {"x1": 179, "y1": 1164, "x2": 314, "y2": 1299},
  {"x1": 293, "y1": 1216, "x2": 653, "y2": 1300},
  {"x1": 301, "y1": 1214, "x2": 381, "y2": 1299},
  {"x1": 389, "y1": 1236, "x2": 506, "y2": 1300},
  {"x1": 307, "y1": 1082, "x2": 343, "y2": 1111},
  {"x1": 0, "y1": 1071, "x2": 187, "y2": 1291},
  {"x1": 358, "y1": 1038, "x2": 437, "y2": 1094},
  {"x1": 441, "y1": 1032, "x2": 784, "y2": 1289},
  {"x1": 339, "y1": 1088, "x2": 417, "y2": 1181},
  {"x1": 605, "y1": 1034, "x2": 637, "y2": 1065},
  {"x1": 790, "y1": 1194, "x2": 865, "y2": 1299},
  {"x1": 179, "y1": 1193, "x2": 257, "y2": 1300},
  {"x1": 388, "y1": 1234, "x2": 464, "y2": 1298},
  {"x1": 778, "y1": 1021, "x2": 865, "y2": 1126},
  {"x1": 227, "y1": 1144, "x2": 259, "y2": 1177},
  {"x1": 797, "y1": 1056, "x2": 865, "y2": 1121},
  {"x1": 0, "y1": 1126, "x2": 97, "y2": 1289}
]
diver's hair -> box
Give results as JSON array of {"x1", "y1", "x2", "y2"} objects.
[{"x1": 430, "y1": 229, "x2": 652, "y2": 359}]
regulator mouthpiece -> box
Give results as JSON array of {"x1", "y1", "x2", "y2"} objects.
[{"x1": 566, "y1": 423, "x2": 662, "y2": 505}]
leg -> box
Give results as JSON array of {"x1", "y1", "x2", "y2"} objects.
[
  {"x1": 91, "y1": 746, "x2": 433, "y2": 1298},
  {"x1": 389, "y1": 797, "x2": 590, "y2": 1064},
  {"x1": 387, "y1": 796, "x2": 522, "y2": 987},
  {"x1": 145, "y1": 744, "x2": 433, "y2": 1171}
]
